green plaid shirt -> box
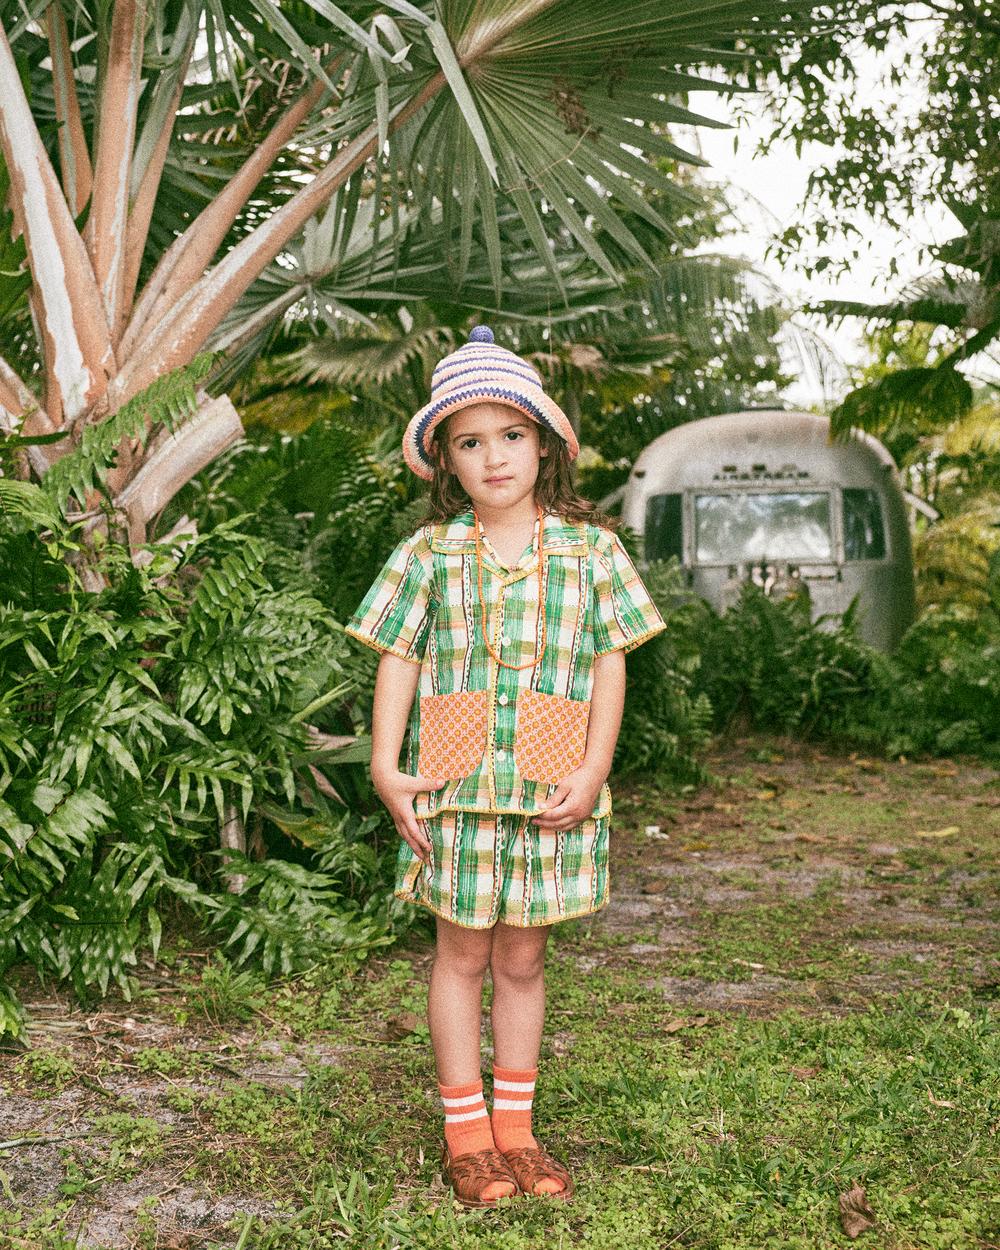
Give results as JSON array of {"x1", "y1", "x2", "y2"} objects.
[{"x1": 345, "y1": 509, "x2": 666, "y2": 820}]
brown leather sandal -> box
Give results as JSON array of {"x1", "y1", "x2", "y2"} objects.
[
  {"x1": 440, "y1": 1143, "x2": 520, "y2": 1208},
  {"x1": 501, "y1": 1144, "x2": 574, "y2": 1200}
]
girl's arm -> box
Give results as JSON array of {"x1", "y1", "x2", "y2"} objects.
[
  {"x1": 581, "y1": 648, "x2": 626, "y2": 778},
  {"x1": 532, "y1": 648, "x2": 626, "y2": 830},
  {"x1": 370, "y1": 652, "x2": 446, "y2": 861}
]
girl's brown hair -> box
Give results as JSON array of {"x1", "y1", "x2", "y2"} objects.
[{"x1": 411, "y1": 414, "x2": 620, "y2": 532}]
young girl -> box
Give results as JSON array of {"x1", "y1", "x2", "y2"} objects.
[{"x1": 345, "y1": 327, "x2": 666, "y2": 1208}]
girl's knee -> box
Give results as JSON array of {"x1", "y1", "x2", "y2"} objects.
[
  {"x1": 490, "y1": 925, "x2": 550, "y2": 984},
  {"x1": 434, "y1": 918, "x2": 493, "y2": 979}
]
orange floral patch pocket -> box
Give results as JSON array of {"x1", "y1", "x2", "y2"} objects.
[
  {"x1": 417, "y1": 690, "x2": 488, "y2": 779},
  {"x1": 514, "y1": 688, "x2": 590, "y2": 785}
]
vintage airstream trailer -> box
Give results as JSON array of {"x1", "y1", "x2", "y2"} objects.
[{"x1": 622, "y1": 410, "x2": 916, "y2": 651}]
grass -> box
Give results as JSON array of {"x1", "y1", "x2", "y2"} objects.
[{"x1": 0, "y1": 734, "x2": 997, "y2": 1249}]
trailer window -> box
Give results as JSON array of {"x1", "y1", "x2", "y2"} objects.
[
  {"x1": 694, "y1": 492, "x2": 832, "y2": 562},
  {"x1": 842, "y1": 488, "x2": 886, "y2": 560},
  {"x1": 645, "y1": 494, "x2": 683, "y2": 562}
]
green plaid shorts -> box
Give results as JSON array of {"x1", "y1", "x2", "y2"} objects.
[{"x1": 395, "y1": 809, "x2": 611, "y2": 929}]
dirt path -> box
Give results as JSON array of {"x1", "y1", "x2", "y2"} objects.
[{"x1": 1, "y1": 735, "x2": 998, "y2": 1249}]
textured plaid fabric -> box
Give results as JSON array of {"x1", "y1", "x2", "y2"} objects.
[
  {"x1": 396, "y1": 808, "x2": 611, "y2": 928},
  {"x1": 345, "y1": 509, "x2": 666, "y2": 822}
]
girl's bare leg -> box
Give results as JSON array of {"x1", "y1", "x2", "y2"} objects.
[
  {"x1": 488, "y1": 922, "x2": 567, "y2": 1194},
  {"x1": 428, "y1": 917, "x2": 494, "y2": 1083},
  {"x1": 489, "y1": 922, "x2": 551, "y2": 1069}
]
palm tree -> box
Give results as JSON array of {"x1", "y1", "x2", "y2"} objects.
[{"x1": 1, "y1": 0, "x2": 845, "y2": 580}]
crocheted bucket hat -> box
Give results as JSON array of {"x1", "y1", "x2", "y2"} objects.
[{"x1": 402, "y1": 326, "x2": 580, "y2": 481}]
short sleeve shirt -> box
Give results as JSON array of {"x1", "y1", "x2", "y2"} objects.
[{"x1": 345, "y1": 508, "x2": 666, "y2": 820}]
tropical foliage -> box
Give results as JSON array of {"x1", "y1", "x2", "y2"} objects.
[
  {"x1": 0, "y1": 437, "x2": 409, "y2": 1039},
  {"x1": 607, "y1": 556, "x2": 715, "y2": 786},
  {"x1": 827, "y1": 324, "x2": 1000, "y2": 615},
  {"x1": 679, "y1": 576, "x2": 1000, "y2": 761},
  {"x1": 227, "y1": 174, "x2": 835, "y2": 515},
  {"x1": 735, "y1": 2, "x2": 1000, "y2": 445},
  {"x1": 0, "y1": 0, "x2": 836, "y2": 554},
  {"x1": 4, "y1": 0, "x2": 996, "y2": 1053}
]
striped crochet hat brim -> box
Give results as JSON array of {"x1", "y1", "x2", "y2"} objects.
[{"x1": 403, "y1": 327, "x2": 579, "y2": 481}]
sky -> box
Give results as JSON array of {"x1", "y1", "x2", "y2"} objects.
[{"x1": 677, "y1": 30, "x2": 962, "y2": 411}]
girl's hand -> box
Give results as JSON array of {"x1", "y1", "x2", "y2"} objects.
[
  {"x1": 371, "y1": 767, "x2": 447, "y2": 861},
  {"x1": 530, "y1": 763, "x2": 607, "y2": 831}
]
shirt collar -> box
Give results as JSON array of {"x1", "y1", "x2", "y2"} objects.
[{"x1": 430, "y1": 508, "x2": 588, "y2": 556}]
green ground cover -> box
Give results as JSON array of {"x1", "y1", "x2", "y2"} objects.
[{"x1": 1, "y1": 736, "x2": 997, "y2": 1249}]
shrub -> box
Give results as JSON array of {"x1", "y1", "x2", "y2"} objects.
[
  {"x1": 0, "y1": 491, "x2": 396, "y2": 1039},
  {"x1": 691, "y1": 581, "x2": 879, "y2": 739},
  {"x1": 613, "y1": 558, "x2": 714, "y2": 785}
]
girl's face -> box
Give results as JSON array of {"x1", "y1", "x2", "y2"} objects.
[{"x1": 436, "y1": 402, "x2": 548, "y2": 515}]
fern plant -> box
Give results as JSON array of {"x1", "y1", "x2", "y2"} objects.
[
  {"x1": 845, "y1": 604, "x2": 1000, "y2": 758},
  {"x1": 687, "y1": 576, "x2": 1000, "y2": 760},
  {"x1": 611, "y1": 554, "x2": 714, "y2": 786},
  {"x1": 0, "y1": 468, "x2": 393, "y2": 1039},
  {"x1": 692, "y1": 581, "x2": 880, "y2": 739},
  {"x1": 39, "y1": 354, "x2": 217, "y2": 515}
]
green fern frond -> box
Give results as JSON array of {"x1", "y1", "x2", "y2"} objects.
[
  {"x1": 0, "y1": 478, "x2": 63, "y2": 531},
  {"x1": 41, "y1": 353, "x2": 216, "y2": 514},
  {"x1": 38, "y1": 842, "x2": 165, "y2": 998},
  {"x1": 0, "y1": 786, "x2": 114, "y2": 895},
  {"x1": 913, "y1": 497, "x2": 1000, "y2": 614},
  {"x1": 206, "y1": 853, "x2": 391, "y2": 977},
  {"x1": 158, "y1": 748, "x2": 252, "y2": 824},
  {"x1": 938, "y1": 403, "x2": 1000, "y2": 458},
  {"x1": 289, "y1": 324, "x2": 454, "y2": 389},
  {"x1": 0, "y1": 983, "x2": 27, "y2": 1041}
]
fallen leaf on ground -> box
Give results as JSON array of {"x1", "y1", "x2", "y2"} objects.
[
  {"x1": 663, "y1": 1016, "x2": 710, "y2": 1034},
  {"x1": 754, "y1": 789, "x2": 778, "y2": 801},
  {"x1": 795, "y1": 832, "x2": 824, "y2": 842},
  {"x1": 915, "y1": 826, "x2": 960, "y2": 838},
  {"x1": 642, "y1": 879, "x2": 668, "y2": 895},
  {"x1": 927, "y1": 1088, "x2": 956, "y2": 1108},
  {"x1": 385, "y1": 1011, "x2": 423, "y2": 1040},
  {"x1": 790, "y1": 1065, "x2": 821, "y2": 1080},
  {"x1": 838, "y1": 1183, "x2": 877, "y2": 1238}
]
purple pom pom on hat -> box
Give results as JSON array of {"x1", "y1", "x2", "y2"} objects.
[{"x1": 402, "y1": 325, "x2": 580, "y2": 481}]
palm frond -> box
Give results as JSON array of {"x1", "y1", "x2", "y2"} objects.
[
  {"x1": 289, "y1": 322, "x2": 453, "y2": 388},
  {"x1": 812, "y1": 278, "x2": 995, "y2": 331}
]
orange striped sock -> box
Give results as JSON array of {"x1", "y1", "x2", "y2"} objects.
[
  {"x1": 440, "y1": 1079, "x2": 515, "y2": 1201},
  {"x1": 492, "y1": 1065, "x2": 564, "y2": 1194},
  {"x1": 490, "y1": 1065, "x2": 538, "y2": 1151}
]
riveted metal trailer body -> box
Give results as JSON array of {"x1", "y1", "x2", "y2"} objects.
[{"x1": 623, "y1": 410, "x2": 916, "y2": 651}]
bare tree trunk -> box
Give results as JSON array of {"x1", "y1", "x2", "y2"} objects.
[
  {"x1": 112, "y1": 392, "x2": 244, "y2": 548},
  {"x1": 220, "y1": 799, "x2": 248, "y2": 895}
]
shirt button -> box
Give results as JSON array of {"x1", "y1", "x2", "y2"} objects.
[
  {"x1": 502, "y1": 634, "x2": 512, "y2": 646},
  {"x1": 497, "y1": 693, "x2": 508, "y2": 705}
]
